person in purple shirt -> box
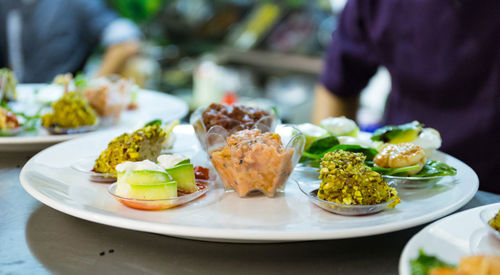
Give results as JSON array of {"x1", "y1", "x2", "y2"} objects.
[{"x1": 313, "y1": 0, "x2": 500, "y2": 194}]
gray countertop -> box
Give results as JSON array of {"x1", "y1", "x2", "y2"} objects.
[{"x1": 1, "y1": 151, "x2": 499, "y2": 275}]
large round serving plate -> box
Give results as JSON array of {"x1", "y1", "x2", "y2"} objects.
[
  {"x1": 0, "y1": 84, "x2": 188, "y2": 151},
  {"x1": 399, "y1": 202, "x2": 500, "y2": 275},
  {"x1": 20, "y1": 125, "x2": 478, "y2": 243}
]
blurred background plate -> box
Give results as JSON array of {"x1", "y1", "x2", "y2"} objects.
[{"x1": 0, "y1": 84, "x2": 188, "y2": 151}]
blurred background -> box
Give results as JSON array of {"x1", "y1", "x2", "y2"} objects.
[{"x1": 90, "y1": 0, "x2": 390, "y2": 127}]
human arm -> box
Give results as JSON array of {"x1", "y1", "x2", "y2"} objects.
[
  {"x1": 78, "y1": 0, "x2": 141, "y2": 76},
  {"x1": 312, "y1": 84, "x2": 359, "y2": 124},
  {"x1": 96, "y1": 40, "x2": 140, "y2": 77},
  {"x1": 312, "y1": 0, "x2": 378, "y2": 123}
]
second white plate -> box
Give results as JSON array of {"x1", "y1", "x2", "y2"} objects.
[
  {"x1": 20, "y1": 125, "x2": 478, "y2": 243},
  {"x1": 399, "y1": 202, "x2": 500, "y2": 275},
  {"x1": 0, "y1": 84, "x2": 188, "y2": 151}
]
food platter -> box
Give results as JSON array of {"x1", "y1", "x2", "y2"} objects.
[
  {"x1": 20, "y1": 125, "x2": 478, "y2": 243},
  {"x1": 399, "y1": 203, "x2": 500, "y2": 275},
  {"x1": 0, "y1": 84, "x2": 188, "y2": 151}
]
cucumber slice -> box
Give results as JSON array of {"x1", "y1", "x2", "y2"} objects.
[
  {"x1": 117, "y1": 170, "x2": 172, "y2": 186},
  {"x1": 117, "y1": 181, "x2": 178, "y2": 200},
  {"x1": 165, "y1": 163, "x2": 197, "y2": 193}
]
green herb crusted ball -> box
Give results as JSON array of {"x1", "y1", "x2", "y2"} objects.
[
  {"x1": 93, "y1": 124, "x2": 167, "y2": 174},
  {"x1": 489, "y1": 210, "x2": 500, "y2": 232},
  {"x1": 318, "y1": 150, "x2": 401, "y2": 208},
  {"x1": 42, "y1": 92, "x2": 97, "y2": 128}
]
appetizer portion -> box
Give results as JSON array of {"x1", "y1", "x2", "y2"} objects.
[
  {"x1": 52, "y1": 73, "x2": 139, "y2": 125},
  {"x1": 211, "y1": 129, "x2": 297, "y2": 197},
  {"x1": 0, "y1": 106, "x2": 20, "y2": 134},
  {"x1": 112, "y1": 155, "x2": 212, "y2": 210},
  {"x1": 374, "y1": 143, "x2": 427, "y2": 175},
  {"x1": 319, "y1": 116, "x2": 359, "y2": 137},
  {"x1": 191, "y1": 102, "x2": 278, "y2": 151},
  {"x1": 371, "y1": 121, "x2": 442, "y2": 153},
  {"x1": 116, "y1": 160, "x2": 176, "y2": 200},
  {"x1": 368, "y1": 142, "x2": 457, "y2": 178},
  {"x1": 297, "y1": 117, "x2": 363, "y2": 151},
  {"x1": 93, "y1": 121, "x2": 177, "y2": 175},
  {"x1": 294, "y1": 123, "x2": 328, "y2": 150},
  {"x1": 318, "y1": 150, "x2": 400, "y2": 208},
  {"x1": 488, "y1": 209, "x2": 500, "y2": 232},
  {"x1": 41, "y1": 91, "x2": 98, "y2": 131},
  {"x1": 299, "y1": 133, "x2": 377, "y2": 169},
  {"x1": 0, "y1": 68, "x2": 18, "y2": 102},
  {"x1": 82, "y1": 76, "x2": 136, "y2": 124},
  {"x1": 410, "y1": 250, "x2": 500, "y2": 275}
]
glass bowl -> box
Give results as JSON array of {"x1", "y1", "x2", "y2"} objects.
[
  {"x1": 295, "y1": 179, "x2": 394, "y2": 216},
  {"x1": 44, "y1": 122, "x2": 99, "y2": 135},
  {"x1": 108, "y1": 179, "x2": 216, "y2": 211},
  {"x1": 189, "y1": 105, "x2": 279, "y2": 152},
  {"x1": 207, "y1": 124, "x2": 305, "y2": 198},
  {"x1": 71, "y1": 156, "x2": 117, "y2": 183},
  {"x1": 480, "y1": 208, "x2": 500, "y2": 241}
]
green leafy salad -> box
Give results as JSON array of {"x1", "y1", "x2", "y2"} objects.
[
  {"x1": 410, "y1": 250, "x2": 454, "y2": 275},
  {"x1": 296, "y1": 119, "x2": 457, "y2": 178}
]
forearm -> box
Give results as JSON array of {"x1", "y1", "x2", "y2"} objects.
[
  {"x1": 97, "y1": 41, "x2": 140, "y2": 77},
  {"x1": 311, "y1": 84, "x2": 359, "y2": 124}
]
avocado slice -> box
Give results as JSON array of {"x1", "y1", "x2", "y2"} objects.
[
  {"x1": 371, "y1": 121, "x2": 422, "y2": 143},
  {"x1": 175, "y1": 159, "x2": 191, "y2": 166},
  {"x1": 165, "y1": 164, "x2": 198, "y2": 193}
]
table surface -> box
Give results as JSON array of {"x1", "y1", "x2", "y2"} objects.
[{"x1": 1, "y1": 151, "x2": 499, "y2": 275}]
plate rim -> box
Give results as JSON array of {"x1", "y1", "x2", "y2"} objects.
[{"x1": 19, "y1": 125, "x2": 479, "y2": 242}]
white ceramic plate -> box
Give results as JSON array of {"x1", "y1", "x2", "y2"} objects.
[
  {"x1": 399, "y1": 202, "x2": 500, "y2": 275},
  {"x1": 0, "y1": 84, "x2": 188, "y2": 151},
  {"x1": 20, "y1": 125, "x2": 478, "y2": 243}
]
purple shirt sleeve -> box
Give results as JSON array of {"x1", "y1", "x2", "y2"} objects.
[{"x1": 320, "y1": 0, "x2": 379, "y2": 97}]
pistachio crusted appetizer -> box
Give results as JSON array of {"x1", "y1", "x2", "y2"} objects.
[
  {"x1": 93, "y1": 124, "x2": 170, "y2": 174},
  {"x1": 318, "y1": 150, "x2": 400, "y2": 208},
  {"x1": 489, "y1": 209, "x2": 500, "y2": 232},
  {"x1": 42, "y1": 91, "x2": 97, "y2": 128}
]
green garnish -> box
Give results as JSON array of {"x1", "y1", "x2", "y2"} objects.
[
  {"x1": 410, "y1": 249, "x2": 454, "y2": 275},
  {"x1": 371, "y1": 121, "x2": 422, "y2": 143}
]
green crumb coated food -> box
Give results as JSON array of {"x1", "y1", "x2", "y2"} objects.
[
  {"x1": 41, "y1": 92, "x2": 97, "y2": 128},
  {"x1": 93, "y1": 125, "x2": 167, "y2": 174},
  {"x1": 318, "y1": 150, "x2": 401, "y2": 208},
  {"x1": 489, "y1": 209, "x2": 500, "y2": 232}
]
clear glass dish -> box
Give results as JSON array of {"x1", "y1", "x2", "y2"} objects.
[
  {"x1": 71, "y1": 156, "x2": 117, "y2": 183},
  {"x1": 295, "y1": 179, "x2": 394, "y2": 216},
  {"x1": 44, "y1": 122, "x2": 99, "y2": 135},
  {"x1": 480, "y1": 208, "x2": 500, "y2": 241},
  {"x1": 189, "y1": 105, "x2": 279, "y2": 152},
  {"x1": 207, "y1": 124, "x2": 305, "y2": 197},
  {"x1": 108, "y1": 179, "x2": 215, "y2": 210},
  {"x1": 383, "y1": 175, "x2": 445, "y2": 189}
]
